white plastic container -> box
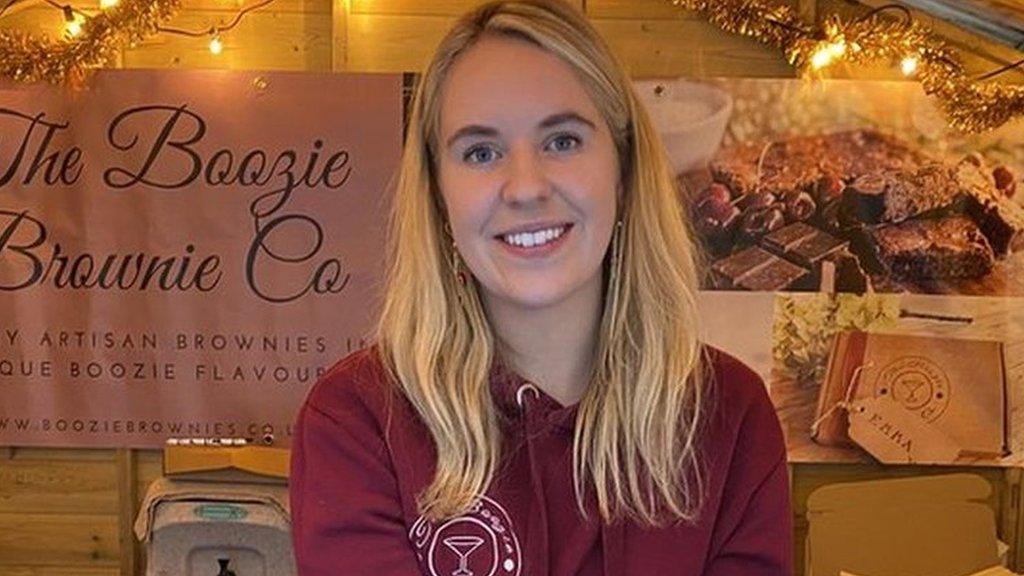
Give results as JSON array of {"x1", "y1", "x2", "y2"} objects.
[
  {"x1": 145, "y1": 500, "x2": 296, "y2": 576},
  {"x1": 633, "y1": 79, "x2": 733, "y2": 174}
]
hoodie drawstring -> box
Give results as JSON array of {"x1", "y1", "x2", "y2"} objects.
[
  {"x1": 515, "y1": 381, "x2": 627, "y2": 575},
  {"x1": 517, "y1": 383, "x2": 551, "y2": 576}
]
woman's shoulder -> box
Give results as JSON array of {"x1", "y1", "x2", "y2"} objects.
[
  {"x1": 700, "y1": 344, "x2": 786, "y2": 460},
  {"x1": 702, "y1": 345, "x2": 770, "y2": 411},
  {"x1": 302, "y1": 343, "x2": 398, "y2": 422}
]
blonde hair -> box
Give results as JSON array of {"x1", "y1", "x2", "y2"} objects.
[{"x1": 375, "y1": 0, "x2": 712, "y2": 527}]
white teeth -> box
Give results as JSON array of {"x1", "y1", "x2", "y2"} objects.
[{"x1": 502, "y1": 225, "x2": 567, "y2": 248}]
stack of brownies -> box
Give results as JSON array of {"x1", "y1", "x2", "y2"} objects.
[{"x1": 689, "y1": 129, "x2": 1023, "y2": 292}]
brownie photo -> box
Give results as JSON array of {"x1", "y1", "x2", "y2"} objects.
[{"x1": 690, "y1": 128, "x2": 1021, "y2": 291}]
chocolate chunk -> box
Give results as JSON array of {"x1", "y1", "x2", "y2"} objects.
[
  {"x1": 844, "y1": 173, "x2": 888, "y2": 223},
  {"x1": 762, "y1": 222, "x2": 848, "y2": 268},
  {"x1": 868, "y1": 215, "x2": 995, "y2": 280},
  {"x1": 711, "y1": 244, "x2": 773, "y2": 286},
  {"x1": 788, "y1": 230, "x2": 848, "y2": 268},
  {"x1": 762, "y1": 221, "x2": 818, "y2": 254},
  {"x1": 957, "y1": 160, "x2": 1024, "y2": 256},
  {"x1": 830, "y1": 253, "x2": 871, "y2": 293},
  {"x1": 711, "y1": 245, "x2": 811, "y2": 291},
  {"x1": 739, "y1": 258, "x2": 812, "y2": 292},
  {"x1": 762, "y1": 222, "x2": 850, "y2": 289}
]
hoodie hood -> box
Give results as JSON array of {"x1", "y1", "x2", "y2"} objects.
[{"x1": 489, "y1": 353, "x2": 579, "y2": 435}]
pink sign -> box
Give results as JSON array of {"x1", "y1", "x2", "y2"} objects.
[{"x1": 0, "y1": 70, "x2": 402, "y2": 448}]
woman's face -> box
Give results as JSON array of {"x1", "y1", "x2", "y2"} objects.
[{"x1": 436, "y1": 34, "x2": 622, "y2": 311}]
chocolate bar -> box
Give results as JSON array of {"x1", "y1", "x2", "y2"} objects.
[
  {"x1": 710, "y1": 245, "x2": 812, "y2": 291},
  {"x1": 758, "y1": 222, "x2": 847, "y2": 289},
  {"x1": 956, "y1": 160, "x2": 1024, "y2": 256},
  {"x1": 844, "y1": 163, "x2": 962, "y2": 225},
  {"x1": 762, "y1": 222, "x2": 848, "y2": 268},
  {"x1": 867, "y1": 215, "x2": 995, "y2": 280}
]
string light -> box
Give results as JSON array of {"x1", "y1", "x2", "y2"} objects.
[
  {"x1": 810, "y1": 38, "x2": 847, "y2": 71},
  {"x1": 62, "y1": 5, "x2": 85, "y2": 38},
  {"x1": 208, "y1": 30, "x2": 222, "y2": 54},
  {"x1": 0, "y1": 0, "x2": 275, "y2": 84},
  {"x1": 901, "y1": 55, "x2": 919, "y2": 76},
  {"x1": 158, "y1": 0, "x2": 276, "y2": 56},
  {"x1": 669, "y1": 0, "x2": 1024, "y2": 133}
]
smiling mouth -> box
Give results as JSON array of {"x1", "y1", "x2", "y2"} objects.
[{"x1": 497, "y1": 224, "x2": 572, "y2": 248}]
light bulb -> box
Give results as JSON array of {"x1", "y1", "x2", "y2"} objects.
[
  {"x1": 64, "y1": 10, "x2": 85, "y2": 38},
  {"x1": 209, "y1": 34, "x2": 223, "y2": 55},
  {"x1": 99, "y1": 0, "x2": 118, "y2": 8},
  {"x1": 810, "y1": 39, "x2": 847, "y2": 71},
  {"x1": 901, "y1": 56, "x2": 919, "y2": 76},
  {"x1": 811, "y1": 48, "x2": 833, "y2": 70}
]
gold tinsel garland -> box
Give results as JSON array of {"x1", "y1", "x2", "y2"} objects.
[
  {"x1": 0, "y1": 0, "x2": 180, "y2": 85},
  {"x1": 670, "y1": 0, "x2": 1024, "y2": 134}
]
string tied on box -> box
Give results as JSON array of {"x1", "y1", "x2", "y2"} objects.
[{"x1": 809, "y1": 361, "x2": 874, "y2": 437}]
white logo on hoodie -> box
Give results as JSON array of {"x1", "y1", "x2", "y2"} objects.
[{"x1": 409, "y1": 495, "x2": 522, "y2": 576}]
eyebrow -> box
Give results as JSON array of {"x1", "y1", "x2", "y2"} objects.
[{"x1": 445, "y1": 111, "x2": 598, "y2": 149}]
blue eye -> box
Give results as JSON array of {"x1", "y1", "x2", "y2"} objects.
[
  {"x1": 463, "y1": 145, "x2": 499, "y2": 164},
  {"x1": 548, "y1": 134, "x2": 582, "y2": 152}
]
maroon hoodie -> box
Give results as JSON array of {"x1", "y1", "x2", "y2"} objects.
[{"x1": 290, "y1": 344, "x2": 792, "y2": 575}]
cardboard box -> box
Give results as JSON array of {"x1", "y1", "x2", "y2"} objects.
[
  {"x1": 842, "y1": 567, "x2": 1021, "y2": 576},
  {"x1": 163, "y1": 445, "x2": 289, "y2": 484},
  {"x1": 812, "y1": 331, "x2": 1009, "y2": 463},
  {"x1": 807, "y1": 473, "x2": 1003, "y2": 576}
]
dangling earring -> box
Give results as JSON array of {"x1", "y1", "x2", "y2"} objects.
[
  {"x1": 443, "y1": 222, "x2": 467, "y2": 286},
  {"x1": 610, "y1": 219, "x2": 625, "y2": 282},
  {"x1": 607, "y1": 219, "x2": 625, "y2": 326},
  {"x1": 451, "y1": 243, "x2": 467, "y2": 286}
]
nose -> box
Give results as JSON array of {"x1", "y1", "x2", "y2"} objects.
[{"x1": 501, "y1": 143, "x2": 550, "y2": 206}]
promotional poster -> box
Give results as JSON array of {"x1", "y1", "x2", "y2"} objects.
[
  {"x1": 647, "y1": 78, "x2": 1024, "y2": 467},
  {"x1": 0, "y1": 70, "x2": 402, "y2": 448}
]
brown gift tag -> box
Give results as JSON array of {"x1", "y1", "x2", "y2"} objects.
[{"x1": 847, "y1": 395, "x2": 961, "y2": 464}]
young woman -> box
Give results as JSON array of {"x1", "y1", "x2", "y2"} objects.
[{"x1": 290, "y1": 1, "x2": 792, "y2": 574}]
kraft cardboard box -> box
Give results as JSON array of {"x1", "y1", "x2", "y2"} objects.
[
  {"x1": 843, "y1": 568, "x2": 1021, "y2": 576},
  {"x1": 811, "y1": 331, "x2": 1009, "y2": 464},
  {"x1": 806, "y1": 473, "x2": 1004, "y2": 576}
]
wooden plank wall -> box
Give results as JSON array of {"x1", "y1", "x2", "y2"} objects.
[{"x1": 1, "y1": 0, "x2": 1022, "y2": 574}]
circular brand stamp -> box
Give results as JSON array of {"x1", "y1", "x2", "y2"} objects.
[
  {"x1": 873, "y1": 355, "x2": 951, "y2": 422},
  {"x1": 409, "y1": 495, "x2": 522, "y2": 576}
]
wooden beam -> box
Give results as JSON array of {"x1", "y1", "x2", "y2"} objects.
[
  {"x1": 898, "y1": 0, "x2": 1024, "y2": 51},
  {"x1": 116, "y1": 449, "x2": 139, "y2": 576},
  {"x1": 1009, "y1": 467, "x2": 1024, "y2": 571},
  {"x1": 332, "y1": 0, "x2": 348, "y2": 71}
]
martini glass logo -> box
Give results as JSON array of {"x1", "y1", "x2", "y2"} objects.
[
  {"x1": 409, "y1": 495, "x2": 522, "y2": 576},
  {"x1": 443, "y1": 535, "x2": 485, "y2": 576}
]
